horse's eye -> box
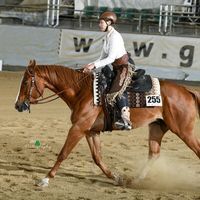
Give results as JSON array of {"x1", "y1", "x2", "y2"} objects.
[{"x1": 23, "y1": 80, "x2": 29, "y2": 85}]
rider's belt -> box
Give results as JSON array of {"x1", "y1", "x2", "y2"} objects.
[{"x1": 112, "y1": 54, "x2": 129, "y2": 70}]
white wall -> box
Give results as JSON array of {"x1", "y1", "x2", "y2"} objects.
[
  {"x1": 0, "y1": 24, "x2": 200, "y2": 81},
  {"x1": 0, "y1": 25, "x2": 66, "y2": 66}
]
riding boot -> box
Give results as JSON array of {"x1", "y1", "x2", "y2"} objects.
[
  {"x1": 114, "y1": 92, "x2": 132, "y2": 130},
  {"x1": 115, "y1": 106, "x2": 132, "y2": 130}
]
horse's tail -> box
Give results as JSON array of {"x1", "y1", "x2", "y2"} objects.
[{"x1": 188, "y1": 89, "x2": 200, "y2": 117}]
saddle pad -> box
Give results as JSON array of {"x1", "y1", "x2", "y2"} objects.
[
  {"x1": 149, "y1": 77, "x2": 161, "y2": 95},
  {"x1": 128, "y1": 77, "x2": 162, "y2": 108},
  {"x1": 93, "y1": 72, "x2": 162, "y2": 108},
  {"x1": 93, "y1": 72, "x2": 101, "y2": 105},
  {"x1": 128, "y1": 92, "x2": 146, "y2": 108}
]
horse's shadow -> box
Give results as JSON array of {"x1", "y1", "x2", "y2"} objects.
[
  {"x1": 54, "y1": 169, "x2": 148, "y2": 189},
  {"x1": 1, "y1": 160, "x2": 200, "y2": 192},
  {"x1": 55, "y1": 168, "x2": 200, "y2": 192}
]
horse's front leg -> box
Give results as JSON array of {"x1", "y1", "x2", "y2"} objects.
[
  {"x1": 37, "y1": 125, "x2": 85, "y2": 187},
  {"x1": 86, "y1": 133, "x2": 124, "y2": 185}
]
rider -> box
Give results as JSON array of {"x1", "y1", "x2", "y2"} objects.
[{"x1": 83, "y1": 11, "x2": 134, "y2": 130}]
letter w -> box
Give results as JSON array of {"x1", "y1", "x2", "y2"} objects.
[
  {"x1": 73, "y1": 37, "x2": 93, "y2": 53},
  {"x1": 133, "y1": 42, "x2": 154, "y2": 57}
]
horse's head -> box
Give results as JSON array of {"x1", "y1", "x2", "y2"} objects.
[{"x1": 15, "y1": 60, "x2": 45, "y2": 112}]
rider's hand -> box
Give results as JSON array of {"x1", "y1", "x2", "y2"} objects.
[{"x1": 83, "y1": 63, "x2": 95, "y2": 73}]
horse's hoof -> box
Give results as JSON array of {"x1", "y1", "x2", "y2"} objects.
[
  {"x1": 113, "y1": 173, "x2": 124, "y2": 186},
  {"x1": 134, "y1": 173, "x2": 146, "y2": 183},
  {"x1": 35, "y1": 177, "x2": 49, "y2": 187}
]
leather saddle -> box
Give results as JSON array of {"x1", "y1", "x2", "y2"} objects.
[{"x1": 100, "y1": 65, "x2": 152, "y2": 94}]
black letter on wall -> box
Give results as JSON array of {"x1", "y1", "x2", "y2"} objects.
[
  {"x1": 133, "y1": 42, "x2": 154, "y2": 57},
  {"x1": 73, "y1": 37, "x2": 93, "y2": 52},
  {"x1": 179, "y1": 45, "x2": 194, "y2": 67}
]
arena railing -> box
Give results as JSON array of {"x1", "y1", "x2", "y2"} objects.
[
  {"x1": 0, "y1": 3, "x2": 199, "y2": 37},
  {"x1": 159, "y1": 4, "x2": 200, "y2": 35}
]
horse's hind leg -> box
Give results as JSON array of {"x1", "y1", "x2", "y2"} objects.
[
  {"x1": 169, "y1": 108, "x2": 200, "y2": 159},
  {"x1": 164, "y1": 89, "x2": 200, "y2": 159},
  {"x1": 148, "y1": 120, "x2": 169, "y2": 159},
  {"x1": 86, "y1": 133, "x2": 117, "y2": 181},
  {"x1": 177, "y1": 129, "x2": 200, "y2": 159},
  {"x1": 136, "y1": 120, "x2": 168, "y2": 181},
  {"x1": 186, "y1": 134, "x2": 200, "y2": 159}
]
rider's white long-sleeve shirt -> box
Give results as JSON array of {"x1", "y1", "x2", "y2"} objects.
[{"x1": 94, "y1": 27, "x2": 127, "y2": 68}]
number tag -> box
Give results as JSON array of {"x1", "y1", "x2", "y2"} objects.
[{"x1": 146, "y1": 95, "x2": 162, "y2": 107}]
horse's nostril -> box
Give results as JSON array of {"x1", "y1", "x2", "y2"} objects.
[
  {"x1": 15, "y1": 103, "x2": 19, "y2": 110},
  {"x1": 15, "y1": 103, "x2": 22, "y2": 112}
]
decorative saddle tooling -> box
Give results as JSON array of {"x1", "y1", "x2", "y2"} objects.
[
  {"x1": 93, "y1": 66, "x2": 162, "y2": 108},
  {"x1": 93, "y1": 66, "x2": 162, "y2": 131}
]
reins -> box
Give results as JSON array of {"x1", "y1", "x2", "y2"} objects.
[{"x1": 36, "y1": 92, "x2": 61, "y2": 104}]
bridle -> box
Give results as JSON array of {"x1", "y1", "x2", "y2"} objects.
[
  {"x1": 26, "y1": 68, "x2": 90, "y2": 105},
  {"x1": 28, "y1": 73, "x2": 62, "y2": 104},
  {"x1": 29, "y1": 75, "x2": 43, "y2": 103}
]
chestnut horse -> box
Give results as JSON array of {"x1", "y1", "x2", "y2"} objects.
[{"x1": 15, "y1": 60, "x2": 200, "y2": 187}]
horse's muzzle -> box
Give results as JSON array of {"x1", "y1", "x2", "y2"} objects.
[{"x1": 15, "y1": 101, "x2": 30, "y2": 112}]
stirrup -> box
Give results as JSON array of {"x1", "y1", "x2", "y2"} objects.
[{"x1": 115, "y1": 120, "x2": 132, "y2": 130}]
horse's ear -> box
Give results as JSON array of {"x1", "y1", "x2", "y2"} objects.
[
  {"x1": 28, "y1": 59, "x2": 36, "y2": 68},
  {"x1": 28, "y1": 59, "x2": 36, "y2": 74}
]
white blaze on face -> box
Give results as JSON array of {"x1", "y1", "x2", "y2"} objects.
[{"x1": 15, "y1": 76, "x2": 24, "y2": 103}]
